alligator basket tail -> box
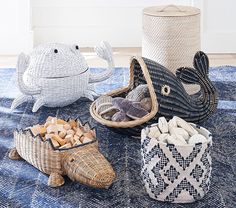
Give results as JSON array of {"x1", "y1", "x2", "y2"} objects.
[
  {"x1": 10, "y1": 119, "x2": 116, "y2": 188},
  {"x1": 90, "y1": 53, "x2": 218, "y2": 136}
]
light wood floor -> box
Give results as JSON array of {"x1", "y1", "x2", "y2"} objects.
[{"x1": 1, "y1": 48, "x2": 236, "y2": 68}]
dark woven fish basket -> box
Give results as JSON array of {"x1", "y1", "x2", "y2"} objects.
[{"x1": 90, "y1": 53, "x2": 218, "y2": 136}]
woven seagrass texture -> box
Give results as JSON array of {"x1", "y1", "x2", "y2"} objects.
[
  {"x1": 142, "y1": 5, "x2": 200, "y2": 94},
  {"x1": 141, "y1": 124, "x2": 212, "y2": 203},
  {"x1": 64, "y1": 145, "x2": 116, "y2": 189},
  {"x1": 90, "y1": 52, "x2": 218, "y2": 136},
  {"x1": 26, "y1": 43, "x2": 88, "y2": 78},
  {"x1": 10, "y1": 126, "x2": 116, "y2": 188},
  {"x1": 14, "y1": 130, "x2": 62, "y2": 175}
]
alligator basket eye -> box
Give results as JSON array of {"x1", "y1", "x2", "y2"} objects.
[{"x1": 90, "y1": 52, "x2": 218, "y2": 137}]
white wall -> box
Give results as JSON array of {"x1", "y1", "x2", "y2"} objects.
[
  {"x1": 31, "y1": 0, "x2": 236, "y2": 52},
  {"x1": 195, "y1": 0, "x2": 236, "y2": 52},
  {"x1": 2, "y1": 0, "x2": 236, "y2": 54},
  {"x1": 32, "y1": 0, "x2": 192, "y2": 47},
  {"x1": 0, "y1": 0, "x2": 33, "y2": 55}
]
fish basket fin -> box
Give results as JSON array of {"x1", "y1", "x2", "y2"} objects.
[{"x1": 176, "y1": 67, "x2": 200, "y2": 84}]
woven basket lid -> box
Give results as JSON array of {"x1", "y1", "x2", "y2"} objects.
[{"x1": 143, "y1": 5, "x2": 200, "y2": 17}]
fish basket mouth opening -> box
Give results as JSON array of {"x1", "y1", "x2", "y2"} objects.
[{"x1": 90, "y1": 56, "x2": 159, "y2": 128}]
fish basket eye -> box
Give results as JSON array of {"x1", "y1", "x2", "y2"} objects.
[
  {"x1": 70, "y1": 158, "x2": 75, "y2": 163},
  {"x1": 75, "y1": 45, "x2": 79, "y2": 50},
  {"x1": 161, "y1": 85, "x2": 171, "y2": 96},
  {"x1": 54, "y1": 49, "x2": 58, "y2": 53}
]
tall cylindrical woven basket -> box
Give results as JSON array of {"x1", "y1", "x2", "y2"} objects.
[{"x1": 142, "y1": 5, "x2": 201, "y2": 94}]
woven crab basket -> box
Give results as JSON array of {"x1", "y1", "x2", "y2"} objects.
[
  {"x1": 9, "y1": 119, "x2": 116, "y2": 188},
  {"x1": 90, "y1": 52, "x2": 218, "y2": 136}
]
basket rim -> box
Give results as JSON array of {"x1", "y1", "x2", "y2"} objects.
[
  {"x1": 14, "y1": 117, "x2": 98, "y2": 151},
  {"x1": 142, "y1": 123, "x2": 213, "y2": 147},
  {"x1": 90, "y1": 56, "x2": 158, "y2": 128}
]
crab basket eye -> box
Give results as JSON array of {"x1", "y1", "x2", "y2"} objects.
[
  {"x1": 54, "y1": 49, "x2": 58, "y2": 53},
  {"x1": 75, "y1": 45, "x2": 79, "y2": 50}
]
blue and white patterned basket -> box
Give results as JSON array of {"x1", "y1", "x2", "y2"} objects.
[{"x1": 141, "y1": 123, "x2": 212, "y2": 203}]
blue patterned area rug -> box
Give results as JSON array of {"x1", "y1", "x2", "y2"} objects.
[{"x1": 0, "y1": 67, "x2": 235, "y2": 208}]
